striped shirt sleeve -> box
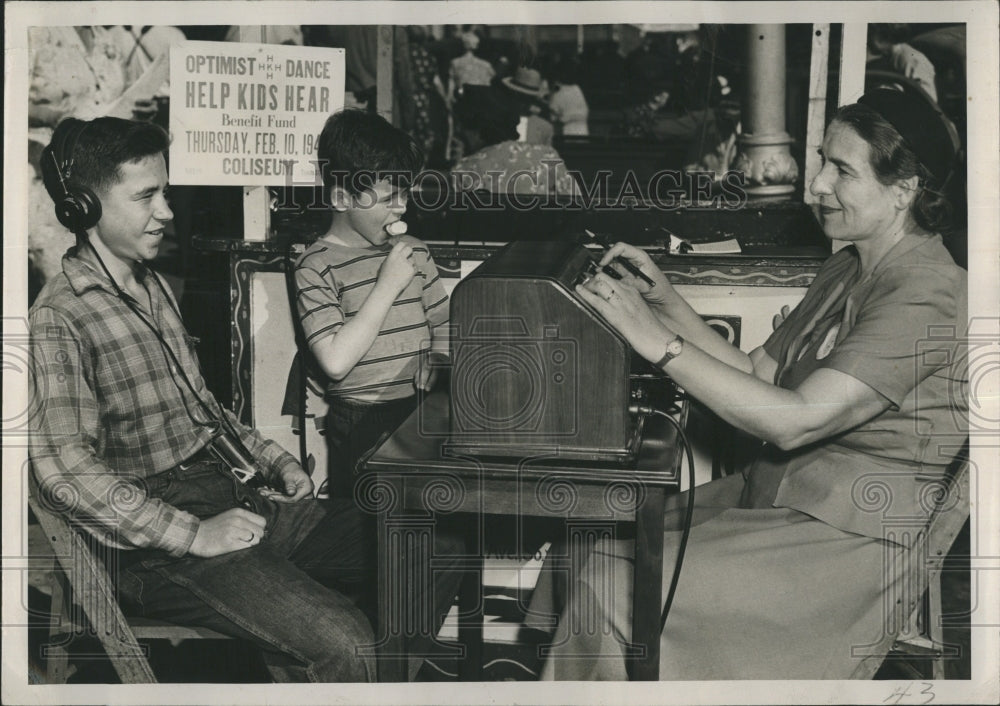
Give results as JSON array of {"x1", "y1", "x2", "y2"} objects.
[
  {"x1": 295, "y1": 256, "x2": 345, "y2": 346},
  {"x1": 416, "y1": 247, "x2": 450, "y2": 328}
]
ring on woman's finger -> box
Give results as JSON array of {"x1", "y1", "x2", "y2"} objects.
[{"x1": 246, "y1": 531, "x2": 255, "y2": 543}]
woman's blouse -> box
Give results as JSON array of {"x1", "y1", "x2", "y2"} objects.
[
  {"x1": 548, "y1": 84, "x2": 590, "y2": 136},
  {"x1": 450, "y1": 53, "x2": 495, "y2": 90},
  {"x1": 752, "y1": 234, "x2": 967, "y2": 544}
]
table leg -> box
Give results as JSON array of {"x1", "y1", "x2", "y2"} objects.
[
  {"x1": 375, "y1": 503, "x2": 407, "y2": 682},
  {"x1": 629, "y1": 485, "x2": 666, "y2": 680},
  {"x1": 457, "y1": 555, "x2": 484, "y2": 681}
]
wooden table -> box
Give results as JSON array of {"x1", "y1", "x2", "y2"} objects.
[{"x1": 361, "y1": 391, "x2": 684, "y2": 681}]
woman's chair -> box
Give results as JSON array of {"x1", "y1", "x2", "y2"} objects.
[{"x1": 851, "y1": 447, "x2": 971, "y2": 679}]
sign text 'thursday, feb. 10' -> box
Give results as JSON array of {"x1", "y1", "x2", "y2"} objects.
[{"x1": 170, "y1": 41, "x2": 345, "y2": 186}]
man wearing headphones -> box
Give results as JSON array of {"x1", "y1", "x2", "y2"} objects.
[{"x1": 28, "y1": 117, "x2": 455, "y2": 682}]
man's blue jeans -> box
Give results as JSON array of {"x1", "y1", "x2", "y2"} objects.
[{"x1": 115, "y1": 459, "x2": 380, "y2": 682}]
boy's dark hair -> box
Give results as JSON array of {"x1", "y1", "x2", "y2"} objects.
[
  {"x1": 316, "y1": 109, "x2": 424, "y2": 195},
  {"x1": 41, "y1": 117, "x2": 170, "y2": 201}
]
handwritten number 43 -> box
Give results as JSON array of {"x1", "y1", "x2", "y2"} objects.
[{"x1": 884, "y1": 682, "x2": 935, "y2": 705}]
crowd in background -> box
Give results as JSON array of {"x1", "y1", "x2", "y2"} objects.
[{"x1": 27, "y1": 23, "x2": 967, "y2": 296}]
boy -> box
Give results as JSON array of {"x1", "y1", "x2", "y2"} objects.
[
  {"x1": 30, "y1": 116, "x2": 378, "y2": 681},
  {"x1": 295, "y1": 110, "x2": 450, "y2": 497}
]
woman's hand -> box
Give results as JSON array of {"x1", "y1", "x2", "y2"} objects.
[
  {"x1": 598, "y1": 242, "x2": 679, "y2": 313},
  {"x1": 575, "y1": 273, "x2": 675, "y2": 363}
]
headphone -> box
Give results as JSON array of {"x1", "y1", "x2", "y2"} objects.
[{"x1": 40, "y1": 118, "x2": 103, "y2": 232}]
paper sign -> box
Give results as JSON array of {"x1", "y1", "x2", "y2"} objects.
[{"x1": 169, "y1": 40, "x2": 344, "y2": 185}]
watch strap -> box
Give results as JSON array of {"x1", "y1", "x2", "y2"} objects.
[{"x1": 655, "y1": 335, "x2": 684, "y2": 368}]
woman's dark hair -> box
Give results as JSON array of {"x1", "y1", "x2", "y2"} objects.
[
  {"x1": 832, "y1": 102, "x2": 953, "y2": 232},
  {"x1": 316, "y1": 109, "x2": 424, "y2": 194},
  {"x1": 453, "y1": 86, "x2": 519, "y2": 147}
]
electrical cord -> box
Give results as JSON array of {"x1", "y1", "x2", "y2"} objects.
[
  {"x1": 283, "y1": 241, "x2": 310, "y2": 470},
  {"x1": 634, "y1": 402, "x2": 697, "y2": 633},
  {"x1": 81, "y1": 236, "x2": 244, "y2": 445}
]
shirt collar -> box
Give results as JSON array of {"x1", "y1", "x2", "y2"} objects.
[
  {"x1": 61, "y1": 246, "x2": 153, "y2": 298},
  {"x1": 867, "y1": 232, "x2": 944, "y2": 280}
]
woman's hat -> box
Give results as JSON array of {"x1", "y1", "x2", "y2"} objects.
[
  {"x1": 502, "y1": 67, "x2": 545, "y2": 97},
  {"x1": 858, "y1": 88, "x2": 959, "y2": 183}
]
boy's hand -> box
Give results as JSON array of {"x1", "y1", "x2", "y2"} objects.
[
  {"x1": 415, "y1": 351, "x2": 449, "y2": 392},
  {"x1": 415, "y1": 363, "x2": 437, "y2": 392},
  {"x1": 259, "y1": 465, "x2": 314, "y2": 503},
  {"x1": 378, "y1": 241, "x2": 417, "y2": 294}
]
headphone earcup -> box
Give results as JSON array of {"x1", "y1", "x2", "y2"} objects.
[
  {"x1": 54, "y1": 185, "x2": 102, "y2": 231},
  {"x1": 45, "y1": 118, "x2": 103, "y2": 232}
]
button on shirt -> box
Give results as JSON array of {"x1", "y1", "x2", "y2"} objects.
[{"x1": 29, "y1": 251, "x2": 299, "y2": 556}]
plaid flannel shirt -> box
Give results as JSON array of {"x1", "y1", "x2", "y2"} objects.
[{"x1": 29, "y1": 251, "x2": 299, "y2": 556}]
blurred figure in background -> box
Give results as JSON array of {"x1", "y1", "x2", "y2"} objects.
[
  {"x1": 621, "y1": 81, "x2": 672, "y2": 139},
  {"x1": 499, "y1": 66, "x2": 554, "y2": 145},
  {"x1": 547, "y1": 57, "x2": 590, "y2": 137},
  {"x1": 447, "y1": 30, "x2": 495, "y2": 106},
  {"x1": 225, "y1": 25, "x2": 303, "y2": 45},
  {"x1": 450, "y1": 86, "x2": 576, "y2": 197},
  {"x1": 305, "y1": 26, "x2": 378, "y2": 110},
  {"x1": 866, "y1": 23, "x2": 938, "y2": 103},
  {"x1": 404, "y1": 26, "x2": 449, "y2": 168}
]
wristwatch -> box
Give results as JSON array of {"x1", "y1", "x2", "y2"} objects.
[{"x1": 655, "y1": 335, "x2": 684, "y2": 368}]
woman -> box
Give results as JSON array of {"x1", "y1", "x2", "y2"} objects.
[
  {"x1": 499, "y1": 66, "x2": 555, "y2": 146},
  {"x1": 450, "y1": 86, "x2": 577, "y2": 197},
  {"x1": 547, "y1": 58, "x2": 590, "y2": 137},
  {"x1": 447, "y1": 30, "x2": 494, "y2": 105},
  {"x1": 404, "y1": 25, "x2": 448, "y2": 166},
  {"x1": 534, "y1": 88, "x2": 967, "y2": 679}
]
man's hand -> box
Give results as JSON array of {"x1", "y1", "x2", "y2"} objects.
[
  {"x1": 188, "y1": 508, "x2": 266, "y2": 557},
  {"x1": 260, "y1": 465, "x2": 314, "y2": 503},
  {"x1": 377, "y1": 241, "x2": 417, "y2": 295}
]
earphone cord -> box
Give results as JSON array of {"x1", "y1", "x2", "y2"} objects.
[{"x1": 82, "y1": 236, "x2": 243, "y2": 444}]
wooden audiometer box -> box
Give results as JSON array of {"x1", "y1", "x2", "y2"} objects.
[{"x1": 449, "y1": 240, "x2": 644, "y2": 462}]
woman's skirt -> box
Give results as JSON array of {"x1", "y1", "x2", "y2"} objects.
[{"x1": 528, "y1": 473, "x2": 907, "y2": 680}]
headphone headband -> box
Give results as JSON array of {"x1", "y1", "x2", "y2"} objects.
[{"x1": 42, "y1": 118, "x2": 102, "y2": 233}]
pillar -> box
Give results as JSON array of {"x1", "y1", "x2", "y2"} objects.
[{"x1": 734, "y1": 25, "x2": 799, "y2": 198}]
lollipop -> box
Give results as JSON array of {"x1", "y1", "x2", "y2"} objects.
[{"x1": 385, "y1": 221, "x2": 408, "y2": 236}]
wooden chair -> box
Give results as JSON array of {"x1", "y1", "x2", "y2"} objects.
[
  {"x1": 850, "y1": 448, "x2": 971, "y2": 680},
  {"x1": 28, "y1": 486, "x2": 236, "y2": 684}
]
